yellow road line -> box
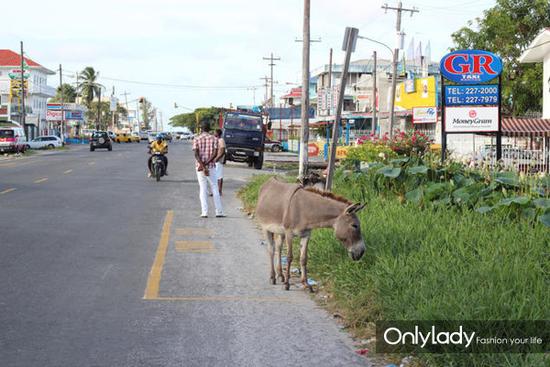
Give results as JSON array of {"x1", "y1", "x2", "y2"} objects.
[
  {"x1": 64, "y1": 169, "x2": 73, "y2": 174},
  {"x1": 175, "y1": 240, "x2": 214, "y2": 252},
  {"x1": 143, "y1": 210, "x2": 174, "y2": 300},
  {"x1": 0, "y1": 188, "x2": 16, "y2": 195},
  {"x1": 34, "y1": 177, "x2": 48, "y2": 184},
  {"x1": 152, "y1": 296, "x2": 302, "y2": 303},
  {"x1": 175, "y1": 228, "x2": 213, "y2": 236}
]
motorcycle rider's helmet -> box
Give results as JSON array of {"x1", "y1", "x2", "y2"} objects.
[{"x1": 156, "y1": 134, "x2": 163, "y2": 142}]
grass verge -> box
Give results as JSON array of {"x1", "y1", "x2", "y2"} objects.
[{"x1": 238, "y1": 170, "x2": 549, "y2": 367}]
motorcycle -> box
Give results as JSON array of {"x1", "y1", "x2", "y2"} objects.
[{"x1": 151, "y1": 152, "x2": 166, "y2": 182}]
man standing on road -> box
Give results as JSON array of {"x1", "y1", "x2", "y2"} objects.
[
  {"x1": 214, "y1": 129, "x2": 225, "y2": 196},
  {"x1": 193, "y1": 121, "x2": 225, "y2": 218}
]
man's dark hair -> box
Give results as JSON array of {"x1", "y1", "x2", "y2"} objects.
[
  {"x1": 215, "y1": 129, "x2": 222, "y2": 137},
  {"x1": 200, "y1": 121, "x2": 211, "y2": 132}
]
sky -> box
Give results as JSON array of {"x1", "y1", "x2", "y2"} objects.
[{"x1": 3, "y1": 0, "x2": 496, "y2": 126}]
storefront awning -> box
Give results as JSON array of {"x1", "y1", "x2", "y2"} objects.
[{"x1": 502, "y1": 117, "x2": 550, "y2": 136}]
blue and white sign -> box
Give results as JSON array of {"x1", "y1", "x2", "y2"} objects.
[
  {"x1": 444, "y1": 85, "x2": 499, "y2": 106},
  {"x1": 413, "y1": 106, "x2": 437, "y2": 124},
  {"x1": 440, "y1": 50, "x2": 502, "y2": 84}
]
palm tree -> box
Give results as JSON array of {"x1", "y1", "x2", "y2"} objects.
[{"x1": 78, "y1": 67, "x2": 102, "y2": 108}]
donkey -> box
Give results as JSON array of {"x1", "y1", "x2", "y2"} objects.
[{"x1": 255, "y1": 177, "x2": 366, "y2": 291}]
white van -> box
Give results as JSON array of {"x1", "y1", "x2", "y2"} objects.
[{"x1": 0, "y1": 126, "x2": 27, "y2": 153}]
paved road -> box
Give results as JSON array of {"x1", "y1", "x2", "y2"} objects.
[{"x1": 0, "y1": 141, "x2": 370, "y2": 367}]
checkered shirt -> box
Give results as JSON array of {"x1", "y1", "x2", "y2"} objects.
[{"x1": 193, "y1": 132, "x2": 219, "y2": 169}]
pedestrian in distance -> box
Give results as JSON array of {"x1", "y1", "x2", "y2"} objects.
[
  {"x1": 214, "y1": 129, "x2": 225, "y2": 196},
  {"x1": 193, "y1": 121, "x2": 225, "y2": 218}
]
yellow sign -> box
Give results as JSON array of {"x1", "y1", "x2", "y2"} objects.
[
  {"x1": 395, "y1": 76, "x2": 436, "y2": 110},
  {"x1": 336, "y1": 146, "x2": 349, "y2": 159},
  {"x1": 9, "y1": 79, "x2": 28, "y2": 97}
]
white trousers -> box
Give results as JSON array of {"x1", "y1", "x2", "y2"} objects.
[{"x1": 196, "y1": 169, "x2": 224, "y2": 216}]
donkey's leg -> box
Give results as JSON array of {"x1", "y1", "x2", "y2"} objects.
[
  {"x1": 275, "y1": 234, "x2": 285, "y2": 282},
  {"x1": 284, "y1": 233, "x2": 294, "y2": 291},
  {"x1": 299, "y1": 234, "x2": 313, "y2": 292},
  {"x1": 264, "y1": 230, "x2": 276, "y2": 284}
]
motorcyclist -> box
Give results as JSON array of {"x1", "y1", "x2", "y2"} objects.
[{"x1": 148, "y1": 134, "x2": 168, "y2": 177}]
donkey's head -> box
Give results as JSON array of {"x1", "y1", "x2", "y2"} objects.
[{"x1": 333, "y1": 203, "x2": 366, "y2": 261}]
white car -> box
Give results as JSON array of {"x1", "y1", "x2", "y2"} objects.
[{"x1": 26, "y1": 136, "x2": 63, "y2": 149}]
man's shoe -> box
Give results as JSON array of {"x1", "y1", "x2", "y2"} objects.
[
  {"x1": 147, "y1": 172, "x2": 152, "y2": 178},
  {"x1": 200, "y1": 214, "x2": 208, "y2": 218},
  {"x1": 165, "y1": 171, "x2": 169, "y2": 176},
  {"x1": 215, "y1": 214, "x2": 226, "y2": 218}
]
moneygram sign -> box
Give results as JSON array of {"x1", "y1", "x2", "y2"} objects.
[
  {"x1": 440, "y1": 50, "x2": 502, "y2": 84},
  {"x1": 445, "y1": 106, "x2": 499, "y2": 132}
]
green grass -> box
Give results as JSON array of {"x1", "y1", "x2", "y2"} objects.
[{"x1": 239, "y1": 171, "x2": 549, "y2": 367}]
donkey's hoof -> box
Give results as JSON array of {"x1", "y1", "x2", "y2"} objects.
[
  {"x1": 284, "y1": 283, "x2": 290, "y2": 291},
  {"x1": 270, "y1": 277, "x2": 276, "y2": 285}
]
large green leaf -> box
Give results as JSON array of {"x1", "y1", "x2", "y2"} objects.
[
  {"x1": 425, "y1": 182, "x2": 450, "y2": 201},
  {"x1": 405, "y1": 187, "x2": 423, "y2": 204},
  {"x1": 407, "y1": 165, "x2": 428, "y2": 175},
  {"x1": 476, "y1": 206, "x2": 494, "y2": 214},
  {"x1": 452, "y1": 187, "x2": 473, "y2": 204},
  {"x1": 533, "y1": 198, "x2": 550, "y2": 209},
  {"x1": 390, "y1": 157, "x2": 410, "y2": 165},
  {"x1": 494, "y1": 172, "x2": 520, "y2": 187},
  {"x1": 539, "y1": 211, "x2": 550, "y2": 227},
  {"x1": 377, "y1": 166, "x2": 401, "y2": 178},
  {"x1": 498, "y1": 196, "x2": 531, "y2": 207}
]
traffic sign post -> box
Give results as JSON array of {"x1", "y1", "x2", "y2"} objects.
[{"x1": 439, "y1": 50, "x2": 503, "y2": 162}]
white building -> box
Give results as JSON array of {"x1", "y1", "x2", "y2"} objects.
[{"x1": 0, "y1": 49, "x2": 56, "y2": 139}]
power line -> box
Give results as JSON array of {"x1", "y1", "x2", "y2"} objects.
[{"x1": 60, "y1": 72, "x2": 260, "y2": 90}]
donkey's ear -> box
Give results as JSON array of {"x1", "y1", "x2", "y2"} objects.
[{"x1": 345, "y1": 203, "x2": 366, "y2": 214}]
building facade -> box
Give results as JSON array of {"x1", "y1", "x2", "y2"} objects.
[{"x1": 0, "y1": 49, "x2": 56, "y2": 139}]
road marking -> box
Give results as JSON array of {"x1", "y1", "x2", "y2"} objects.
[
  {"x1": 0, "y1": 188, "x2": 16, "y2": 195},
  {"x1": 64, "y1": 169, "x2": 73, "y2": 174},
  {"x1": 175, "y1": 228, "x2": 213, "y2": 236},
  {"x1": 88, "y1": 161, "x2": 96, "y2": 166},
  {"x1": 34, "y1": 177, "x2": 48, "y2": 184},
  {"x1": 143, "y1": 210, "x2": 174, "y2": 300},
  {"x1": 175, "y1": 240, "x2": 215, "y2": 253}
]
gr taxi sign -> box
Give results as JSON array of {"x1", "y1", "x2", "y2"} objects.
[{"x1": 440, "y1": 50, "x2": 502, "y2": 83}]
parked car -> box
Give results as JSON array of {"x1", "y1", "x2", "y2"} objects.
[
  {"x1": 90, "y1": 131, "x2": 112, "y2": 151},
  {"x1": 147, "y1": 132, "x2": 158, "y2": 143},
  {"x1": 107, "y1": 131, "x2": 117, "y2": 141},
  {"x1": 0, "y1": 126, "x2": 27, "y2": 153},
  {"x1": 115, "y1": 132, "x2": 132, "y2": 143},
  {"x1": 139, "y1": 131, "x2": 148, "y2": 140},
  {"x1": 178, "y1": 131, "x2": 194, "y2": 140},
  {"x1": 26, "y1": 136, "x2": 62, "y2": 149},
  {"x1": 130, "y1": 132, "x2": 141, "y2": 143},
  {"x1": 264, "y1": 139, "x2": 283, "y2": 152}
]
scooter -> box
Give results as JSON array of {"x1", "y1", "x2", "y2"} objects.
[{"x1": 151, "y1": 152, "x2": 166, "y2": 182}]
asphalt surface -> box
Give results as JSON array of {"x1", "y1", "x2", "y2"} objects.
[{"x1": 0, "y1": 141, "x2": 371, "y2": 367}]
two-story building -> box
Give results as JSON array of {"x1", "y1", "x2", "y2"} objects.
[{"x1": 0, "y1": 49, "x2": 56, "y2": 139}]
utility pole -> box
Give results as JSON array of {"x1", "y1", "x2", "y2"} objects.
[
  {"x1": 325, "y1": 27, "x2": 358, "y2": 191},
  {"x1": 20, "y1": 42, "x2": 27, "y2": 140},
  {"x1": 121, "y1": 91, "x2": 130, "y2": 129},
  {"x1": 111, "y1": 86, "x2": 116, "y2": 131},
  {"x1": 372, "y1": 51, "x2": 377, "y2": 134},
  {"x1": 263, "y1": 53, "x2": 280, "y2": 107},
  {"x1": 298, "y1": 0, "x2": 310, "y2": 179},
  {"x1": 382, "y1": 1, "x2": 418, "y2": 138},
  {"x1": 328, "y1": 48, "x2": 333, "y2": 116},
  {"x1": 259, "y1": 76, "x2": 270, "y2": 105},
  {"x1": 59, "y1": 64, "x2": 65, "y2": 143},
  {"x1": 96, "y1": 87, "x2": 101, "y2": 131}
]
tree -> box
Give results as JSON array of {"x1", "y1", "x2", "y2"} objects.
[
  {"x1": 451, "y1": 0, "x2": 550, "y2": 116},
  {"x1": 50, "y1": 83, "x2": 76, "y2": 103},
  {"x1": 169, "y1": 106, "x2": 221, "y2": 131},
  {"x1": 139, "y1": 98, "x2": 155, "y2": 131},
  {"x1": 78, "y1": 67, "x2": 102, "y2": 108},
  {"x1": 85, "y1": 101, "x2": 127, "y2": 131}
]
